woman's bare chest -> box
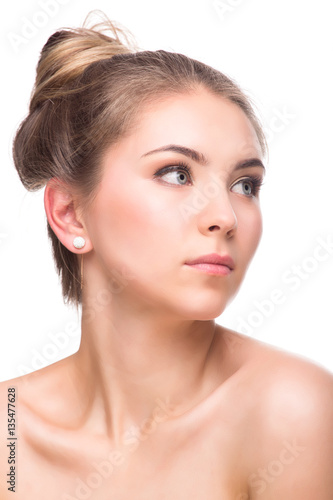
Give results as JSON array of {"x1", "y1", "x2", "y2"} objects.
[{"x1": 15, "y1": 412, "x2": 248, "y2": 500}]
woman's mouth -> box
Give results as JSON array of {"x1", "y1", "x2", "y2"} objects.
[{"x1": 184, "y1": 253, "x2": 234, "y2": 276}]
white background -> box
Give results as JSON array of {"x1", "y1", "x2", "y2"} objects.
[{"x1": 1, "y1": 0, "x2": 332, "y2": 381}]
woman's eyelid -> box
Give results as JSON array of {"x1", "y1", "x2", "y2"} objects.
[
  {"x1": 154, "y1": 161, "x2": 193, "y2": 182},
  {"x1": 230, "y1": 171, "x2": 264, "y2": 188},
  {"x1": 231, "y1": 173, "x2": 263, "y2": 184},
  {"x1": 154, "y1": 160, "x2": 264, "y2": 190},
  {"x1": 230, "y1": 175, "x2": 264, "y2": 198}
]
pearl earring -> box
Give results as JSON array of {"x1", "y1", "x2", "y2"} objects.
[{"x1": 73, "y1": 236, "x2": 86, "y2": 249}]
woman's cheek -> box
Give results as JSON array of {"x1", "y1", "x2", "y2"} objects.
[{"x1": 237, "y1": 205, "x2": 263, "y2": 255}]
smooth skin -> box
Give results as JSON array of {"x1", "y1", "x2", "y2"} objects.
[{"x1": 1, "y1": 88, "x2": 332, "y2": 499}]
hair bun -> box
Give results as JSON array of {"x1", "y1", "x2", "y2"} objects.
[{"x1": 30, "y1": 11, "x2": 137, "y2": 111}]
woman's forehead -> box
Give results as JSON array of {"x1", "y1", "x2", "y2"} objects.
[{"x1": 109, "y1": 90, "x2": 262, "y2": 159}]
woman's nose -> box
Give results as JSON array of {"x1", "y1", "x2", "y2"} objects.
[{"x1": 196, "y1": 186, "x2": 238, "y2": 238}]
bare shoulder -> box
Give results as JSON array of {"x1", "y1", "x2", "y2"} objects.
[
  {"x1": 216, "y1": 327, "x2": 333, "y2": 499},
  {"x1": 243, "y1": 333, "x2": 333, "y2": 426},
  {"x1": 224, "y1": 326, "x2": 333, "y2": 432},
  {"x1": 0, "y1": 368, "x2": 50, "y2": 445},
  {"x1": 0, "y1": 354, "x2": 77, "y2": 429},
  {"x1": 0, "y1": 356, "x2": 67, "y2": 401},
  {"x1": 216, "y1": 325, "x2": 333, "y2": 407},
  {"x1": 0, "y1": 358, "x2": 78, "y2": 496}
]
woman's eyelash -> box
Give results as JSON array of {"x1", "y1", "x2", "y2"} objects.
[
  {"x1": 242, "y1": 175, "x2": 265, "y2": 196},
  {"x1": 154, "y1": 163, "x2": 264, "y2": 196},
  {"x1": 154, "y1": 162, "x2": 192, "y2": 182}
]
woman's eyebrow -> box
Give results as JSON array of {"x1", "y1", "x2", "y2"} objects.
[
  {"x1": 141, "y1": 144, "x2": 265, "y2": 173},
  {"x1": 141, "y1": 144, "x2": 209, "y2": 165},
  {"x1": 234, "y1": 157, "x2": 266, "y2": 172}
]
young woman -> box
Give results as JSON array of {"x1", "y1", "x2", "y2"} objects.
[{"x1": 1, "y1": 13, "x2": 332, "y2": 500}]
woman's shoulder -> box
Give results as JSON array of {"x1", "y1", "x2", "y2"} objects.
[
  {"x1": 0, "y1": 355, "x2": 76, "y2": 427},
  {"x1": 0, "y1": 354, "x2": 70, "y2": 391},
  {"x1": 217, "y1": 326, "x2": 333, "y2": 420},
  {"x1": 249, "y1": 333, "x2": 332, "y2": 429},
  {"x1": 215, "y1": 327, "x2": 333, "y2": 498},
  {"x1": 0, "y1": 371, "x2": 36, "y2": 417},
  {"x1": 0, "y1": 357, "x2": 78, "y2": 491}
]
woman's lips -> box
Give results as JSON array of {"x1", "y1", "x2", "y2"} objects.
[{"x1": 184, "y1": 253, "x2": 234, "y2": 276}]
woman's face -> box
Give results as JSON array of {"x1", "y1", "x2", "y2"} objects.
[{"x1": 84, "y1": 88, "x2": 265, "y2": 320}]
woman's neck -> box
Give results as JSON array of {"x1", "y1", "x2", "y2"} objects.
[{"x1": 72, "y1": 295, "x2": 220, "y2": 442}]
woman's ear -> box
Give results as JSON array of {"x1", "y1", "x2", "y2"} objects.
[{"x1": 44, "y1": 179, "x2": 93, "y2": 254}]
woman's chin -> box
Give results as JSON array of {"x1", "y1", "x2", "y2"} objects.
[{"x1": 176, "y1": 300, "x2": 229, "y2": 322}]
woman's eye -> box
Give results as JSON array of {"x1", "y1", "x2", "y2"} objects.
[
  {"x1": 154, "y1": 164, "x2": 192, "y2": 186},
  {"x1": 231, "y1": 176, "x2": 263, "y2": 197}
]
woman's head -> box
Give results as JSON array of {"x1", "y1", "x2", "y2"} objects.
[
  {"x1": 13, "y1": 12, "x2": 267, "y2": 307},
  {"x1": 77, "y1": 90, "x2": 265, "y2": 322}
]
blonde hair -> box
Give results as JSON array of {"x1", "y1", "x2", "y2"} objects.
[{"x1": 13, "y1": 11, "x2": 267, "y2": 306}]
